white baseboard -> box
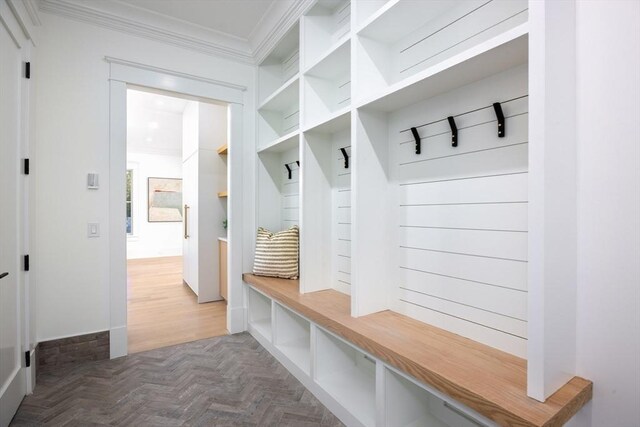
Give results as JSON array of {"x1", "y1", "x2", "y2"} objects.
[
  {"x1": 227, "y1": 305, "x2": 246, "y2": 334},
  {"x1": 110, "y1": 325, "x2": 127, "y2": 359}
]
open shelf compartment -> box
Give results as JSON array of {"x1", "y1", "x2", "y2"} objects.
[
  {"x1": 384, "y1": 367, "x2": 490, "y2": 427},
  {"x1": 274, "y1": 303, "x2": 311, "y2": 374},
  {"x1": 354, "y1": 0, "x2": 528, "y2": 105},
  {"x1": 314, "y1": 328, "x2": 376, "y2": 427},
  {"x1": 257, "y1": 137, "x2": 300, "y2": 233},
  {"x1": 303, "y1": 38, "x2": 351, "y2": 128},
  {"x1": 258, "y1": 76, "x2": 300, "y2": 145},
  {"x1": 247, "y1": 287, "x2": 273, "y2": 341},
  {"x1": 301, "y1": 112, "x2": 351, "y2": 295},
  {"x1": 302, "y1": 0, "x2": 351, "y2": 68},
  {"x1": 259, "y1": 23, "x2": 300, "y2": 103}
]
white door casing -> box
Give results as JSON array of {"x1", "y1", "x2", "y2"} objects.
[
  {"x1": 0, "y1": 7, "x2": 26, "y2": 426},
  {"x1": 107, "y1": 57, "x2": 248, "y2": 358}
]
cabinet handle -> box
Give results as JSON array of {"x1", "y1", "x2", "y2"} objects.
[
  {"x1": 184, "y1": 204, "x2": 190, "y2": 239},
  {"x1": 0, "y1": 272, "x2": 8, "y2": 280}
]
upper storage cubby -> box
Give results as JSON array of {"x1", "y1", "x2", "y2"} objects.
[
  {"x1": 257, "y1": 77, "x2": 299, "y2": 149},
  {"x1": 354, "y1": 0, "x2": 528, "y2": 108},
  {"x1": 258, "y1": 23, "x2": 300, "y2": 103},
  {"x1": 302, "y1": 39, "x2": 351, "y2": 130},
  {"x1": 301, "y1": 0, "x2": 351, "y2": 69}
]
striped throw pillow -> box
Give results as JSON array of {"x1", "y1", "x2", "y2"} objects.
[{"x1": 253, "y1": 226, "x2": 299, "y2": 279}]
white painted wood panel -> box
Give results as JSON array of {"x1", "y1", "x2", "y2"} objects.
[
  {"x1": 399, "y1": 203, "x2": 528, "y2": 231},
  {"x1": 387, "y1": 62, "x2": 528, "y2": 356},
  {"x1": 399, "y1": 268, "x2": 527, "y2": 320},
  {"x1": 333, "y1": 135, "x2": 352, "y2": 293},
  {"x1": 399, "y1": 227, "x2": 528, "y2": 261},
  {"x1": 399, "y1": 246, "x2": 527, "y2": 292}
]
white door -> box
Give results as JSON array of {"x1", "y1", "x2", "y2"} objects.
[{"x1": 0, "y1": 20, "x2": 26, "y2": 427}]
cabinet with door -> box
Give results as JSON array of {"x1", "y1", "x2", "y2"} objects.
[{"x1": 181, "y1": 101, "x2": 228, "y2": 303}]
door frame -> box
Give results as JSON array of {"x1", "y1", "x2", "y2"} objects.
[{"x1": 107, "y1": 57, "x2": 248, "y2": 358}]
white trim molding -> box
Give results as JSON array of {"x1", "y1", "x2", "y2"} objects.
[
  {"x1": 39, "y1": 0, "x2": 254, "y2": 63},
  {"x1": 38, "y1": 0, "x2": 311, "y2": 65}
]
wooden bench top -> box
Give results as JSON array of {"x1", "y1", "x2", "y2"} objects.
[{"x1": 243, "y1": 273, "x2": 592, "y2": 427}]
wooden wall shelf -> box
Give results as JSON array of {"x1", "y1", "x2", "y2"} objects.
[
  {"x1": 217, "y1": 191, "x2": 227, "y2": 198},
  {"x1": 243, "y1": 273, "x2": 592, "y2": 427}
]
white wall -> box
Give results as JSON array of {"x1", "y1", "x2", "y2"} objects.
[
  {"x1": 33, "y1": 12, "x2": 255, "y2": 342},
  {"x1": 570, "y1": 1, "x2": 640, "y2": 426},
  {"x1": 126, "y1": 152, "x2": 183, "y2": 259}
]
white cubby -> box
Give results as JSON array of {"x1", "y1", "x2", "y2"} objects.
[
  {"x1": 274, "y1": 304, "x2": 311, "y2": 374},
  {"x1": 302, "y1": 0, "x2": 351, "y2": 69},
  {"x1": 257, "y1": 76, "x2": 300, "y2": 147},
  {"x1": 247, "y1": 287, "x2": 272, "y2": 341},
  {"x1": 303, "y1": 38, "x2": 351, "y2": 129},
  {"x1": 384, "y1": 368, "x2": 488, "y2": 427},
  {"x1": 301, "y1": 110, "x2": 351, "y2": 295},
  {"x1": 314, "y1": 328, "x2": 376, "y2": 427},
  {"x1": 258, "y1": 23, "x2": 299, "y2": 103},
  {"x1": 355, "y1": 0, "x2": 528, "y2": 106},
  {"x1": 257, "y1": 140, "x2": 300, "y2": 233}
]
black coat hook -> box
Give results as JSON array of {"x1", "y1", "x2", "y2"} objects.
[
  {"x1": 447, "y1": 116, "x2": 458, "y2": 147},
  {"x1": 340, "y1": 148, "x2": 349, "y2": 168},
  {"x1": 493, "y1": 102, "x2": 505, "y2": 137},
  {"x1": 410, "y1": 127, "x2": 421, "y2": 155},
  {"x1": 296, "y1": 160, "x2": 300, "y2": 167},
  {"x1": 285, "y1": 163, "x2": 292, "y2": 179}
]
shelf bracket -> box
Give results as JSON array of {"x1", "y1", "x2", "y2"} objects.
[
  {"x1": 493, "y1": 102, "x2": 505, "y2": 138},
  {"x1": 447, "y1": 116, "x2": 458, "y2": 147},
  {"x1": 340, "y1": 147, "x2": 349, "y2": 168},
  {"x1": 410, "y1": 127, "x2": 421, "y2": 155},
  {"x1": 285, "y1": 163, "x2": 292, "y2": 180}
]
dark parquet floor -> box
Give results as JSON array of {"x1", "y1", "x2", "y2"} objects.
[{"x1": 11, "y1": 333, "x2": 343, "y2": 427}]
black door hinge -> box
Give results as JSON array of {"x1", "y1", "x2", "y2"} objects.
[
  {"x1": 24, "y1": 255, "x2": 30, "y2": 272},
  {"x1": 23, "y1": 159, "x2": 30, "y2": 175},
  {"x1": 25, "y1": 351, "x2": 31, "y2": 368},
  {"x1": 25, "y1": 62, "x2": 31, "y2": 79}
]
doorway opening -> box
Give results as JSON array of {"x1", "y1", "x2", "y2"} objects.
[{"x1": 125, "y1": 86, "x2": 229, "y2": 353}]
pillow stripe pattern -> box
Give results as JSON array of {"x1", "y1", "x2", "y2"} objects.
[{"x1": 253, "y1": 225, "x2": 299, "y2": 279}]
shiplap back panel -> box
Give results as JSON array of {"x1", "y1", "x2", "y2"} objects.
[
  {"x1": 332, "y1": 0, "x2": 351, "y2": 43},
  {"x1": 282, "y1": 104, "x2": 300, "y2": 135},
  {"x1": 391, "y1": 0, "x2": 528, "y2": 84},
  {"x1": 333, "y1": 128, "x2": 351, "y2": 295},
  {"x1": 282, "y1": 49, "x2": 300, "y2": 83},
  {"x1": 281, "y1": 147, "x2": 300, "y2": 231},
  {"x1": 389, "y1": 64, "x2": 528, "y2": 357}
]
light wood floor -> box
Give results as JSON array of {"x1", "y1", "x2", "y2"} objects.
[{"x1": 127, "y1": 256, "x2": 227, "y2": 354}]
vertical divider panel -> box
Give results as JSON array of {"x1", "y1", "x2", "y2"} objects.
[
  {"x1": 300, "y1": 131, "x2": 332, "y2": 293},
  {"x1": 351, "y1": 108, "x2": 392, "y2": 316}
]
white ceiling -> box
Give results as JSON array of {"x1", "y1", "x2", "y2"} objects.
[
  {"x1": 120, "y1": 0, "x2": 276, "y2": 39},
  {"x1": 127, "y1": 89, "x2": 189, "y2": 156}
]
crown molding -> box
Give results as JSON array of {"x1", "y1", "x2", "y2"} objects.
[
  {"x1": 250, "y1": 0, "x2": 315, "y2": 65},
  {"x1": 6, "y1": 0, "x2": 41, "y2": 46},
  {"x1": 37, "y1": 0, "x2": 311, "y2": 65},
  {"x1": 38, "y1": 0, "x2": 255, "y2": 64}
]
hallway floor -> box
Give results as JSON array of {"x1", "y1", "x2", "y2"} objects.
[
  {"x1": 11, "y1": 334, "x2": 343, "y2": 426},
  {"x1": 127, "y1": 256, "x2": 227, "y2": 353}
]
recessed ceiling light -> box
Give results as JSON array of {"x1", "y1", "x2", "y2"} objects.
[{"x1": 148, "y1": 122, "x2": 159, "y2": 130}]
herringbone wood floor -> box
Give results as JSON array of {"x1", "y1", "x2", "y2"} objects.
[{"x1": 11, "y1": 334, "x2": 343, "y2": 427}]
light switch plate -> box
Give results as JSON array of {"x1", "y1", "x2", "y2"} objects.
[{"x1": 88, "y1": 223, "x2": 100, "y2": 238}]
